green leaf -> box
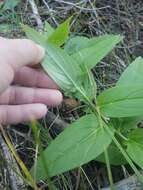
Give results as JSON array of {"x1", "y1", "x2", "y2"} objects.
[
  {"x1": 96, "y1": 144, "x2": 127, "y2": 165},
  {"x1": 74, "y1": 65, "x2": 97, "y2": 101},
  {"x1": 127, "y1": 128, "x2": 143, "y2": 169},
  {"x1": 3, "y1": 0, "x2": 20, "y2": 10},
  {"x1": 23, "y1": 22, "x2": 96, "y2": 101},
  {"x1": 117, "y1": 57, "x2": 143, "y2": 86},
  {"x1": 72, "y1": 35, "x2": 123, "y2": 70},
  {"x1": 47, "y1": 17, "x2": 72, "y2": 46},
  {"x1": 64, "y1": 36, "x2": 90, "y2": 55},
  {"x1": 21, "y1": 24, "x2": 46, "y2": 45},
  {"x1": 31, "y1": 114, "x2": 113, "y2": 180},
  {"x1": 111, "y1": 117, "x2": 142, "y2": 133},
  {"x1": 64, "y1": 36, "x2": 97, "y2": 100},
  {"x1": 44, "y1": 21, "x2": 55, "y2": 38},
  {"x1": 42, "y1": 43, "x2": 96, "y2": 101},
  {"x1": 42, "y1": 43, "x2": 82, "y2": 95},
  {"x1": 0, "y1": 2, "x2": 3, "y2": 9},
  {"x1": 82, "y1": 69, "x2": 97, "y2": 101},
  {"x1": 97, "y1": 85, "x2": 143, "y2": 117},
  {"x1": 112, "y1": 57, "x2": 143, "y2": 132}
]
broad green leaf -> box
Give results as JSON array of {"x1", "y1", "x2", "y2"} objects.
[
  {"x1": 47, "y1": 17, "x2": 72, "y2": 46},
  {"x1": 22, "y1": 24, "x2": 46, "y2": 45},
  {"x1": 72, "y1": 35, "x2": 123, "y2": 70},
  {"x1": 117, "y1": 57, "x2": 143, "y2": 86},
  {"x1": 97, "y1": 85, "x2": 143, "y2": 117},
  {"x1": 64, "y1": 36, "x2": 90, "y2": 55},
  {"x1": 127, "y1": 128, "x2": 143, "y2": 169},
  {"x1": 31, "y1": 114, "x2": 113, "y2": 180},
  {"x1": 42, "y1": 43, "x2": 96, "y2": 101},
  {"x1": 44, "y1": 21, "x2": 55, "y2": 38},
  {"x1": 96, "y1": 144, "x2": 127, "y2": 165},
  {"x1": 112, "y1": 57, "x2": 143, "y2": 133}
]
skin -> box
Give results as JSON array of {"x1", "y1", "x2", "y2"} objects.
[{"x1": 0, "y1": 37, "x2": 63, "y2": 125}]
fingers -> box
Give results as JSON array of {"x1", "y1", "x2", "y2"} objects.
[
  {"x1": 0, "y1": 104, "x2": 47, "y2": 125},
  {"x1": 0, "y1": 86, "x2": 63, "y2": 106},
  {"x1": 0, "y1": 38, "x2": 45, "y2": 71},
  {"x1": 14, "y1": 66, "x2": 58, "y2": 89},
  {"x1": 0, "y1": 38, "x2": 45, "y2": 93}
]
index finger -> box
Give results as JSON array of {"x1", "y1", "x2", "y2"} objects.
[
  {"x1": 4, "y1": 39, "x2": 45, "y2": 70},
  {"x1": 0, "y1": 38, "x2": 45, "y2": 93}
]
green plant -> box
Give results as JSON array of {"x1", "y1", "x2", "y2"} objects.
[
  {"x1": 0, "y1": 0, "x2": 20, "y2": 32},
  {"x1": 0, "y1": 0, "x2": 20, "y2": 11},
  {"x1": 22, "y1": 17, "x2": 143, "y2": 185}
]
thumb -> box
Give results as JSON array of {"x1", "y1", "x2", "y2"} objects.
[
  {"x1": 2, "y1": 38, "x2": 45, "y2": 71},
  {"x1": 0, "y1": 38, "x2": 45, "y2": 93}
]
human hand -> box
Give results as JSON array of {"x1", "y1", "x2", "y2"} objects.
[{"x1": 0, "y1": 37, "x2": 63, "y2": 125}]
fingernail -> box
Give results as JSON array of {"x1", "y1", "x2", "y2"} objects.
[
  {"x1": 36, "y1": 45, "x2": 45, "y2": 63},
  {"x1": 53, "y1": 91, "x2": 63, "y2": 106},
  {"x1": 35, "y1": 104, "x2": 48, "y2": 118}
]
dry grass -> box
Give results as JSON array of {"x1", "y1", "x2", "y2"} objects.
[{"x1": 1, "y1": 0, "x2": 143, "y2": 189}]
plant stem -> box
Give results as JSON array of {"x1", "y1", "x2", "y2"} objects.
[
  {"x1": 104, "y1": 148, "x2": 115, "y2": 190},
  {"x1": 105, "y1": 125, "x2": 143, "y2": 184},
  {"x1": 96, "y1": 106, "x2": 114, "y2": 189},
  {"x1": 116, "y1": 131, "x2": 128, "y2": 141},
  {"x1": 31, "y1": 122, "x2": 54, "y2": 190}
]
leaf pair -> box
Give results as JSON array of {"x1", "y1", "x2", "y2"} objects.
[
  {"x1": 22, "y1": 19, "x2": 95, "y2": 101},
  {"x1": 22, "y1": 17, "x2": 71, "y2": 47},
  {"x1": 42, "y1": 35, "x2": 123, "y2": 101},
  {"x1": 22, "y1": 18, "x2": 122, "y2": 102},
  {"x1": 97, "y1": 57, "x2": 143, "y2": 166}
]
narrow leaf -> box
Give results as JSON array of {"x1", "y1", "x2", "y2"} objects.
[
  {"x1": 74, "y1": 66, "x2": 97, "y2": 101},
  {"x1": 48, "y1": 17, "x2": 72, "y2": 46},
  {"x1": 42, "y1": 43, "x2": 83, "y2": 97},
  {"x1": 44, "y1": 21, "x2": 55, "y2": 38},
  {"x1": 72, "y1": 35, "x2": 123, "y2": 70},
  {"x1": 31, "y1": 114, "x2": 113, "y2": 180},
  {"x1": 97, "y1": 85, "x2": 143, "y2": 117},
  {"x1": 21, "y1": 24, "x2": 46, "y2": 45}
]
